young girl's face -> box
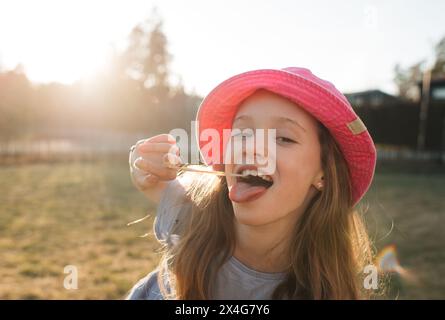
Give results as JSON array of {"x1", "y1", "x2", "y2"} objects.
[{"x1": 225, "y1": 90, "x2": 324, "y2": 226}]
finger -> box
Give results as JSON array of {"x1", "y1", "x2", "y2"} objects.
[
  {"x1": 137, "y1": 143, "x2": 180, "y2": 155},
  {"x1": 135, "y1": 173, "x2": 160, "y2": 191},
  {"x1": 130, "y1": 165, "x2": 147, "y2": 187},
  {"x1": 133, "y1": 157, "x2": 178, "y2": 180},
  {"x1": 129, "y1": 139, "x2": 148, "y2": 163},
  {"x1": 135, "y1": 138, "x2": 148, "y2": 146},
  {"x1": 162, "y1": 153, "x2": 183, "y2": 168},
  {"x1": 129, "y1": 144, "x2": 142, "y2": 167},
  {"x1": 144, "y1": 134, "x2": 176, "y2": 144},
  {"x1": 132, "y1": 134, "x2": 176, "y2": 155},
  {"x1": 130, "y1": 164, "x2": 147, "y2": 177}
]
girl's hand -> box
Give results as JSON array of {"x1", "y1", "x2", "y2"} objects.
[{"x1": 129, "y1": 134, "x2": 182, "y2": 200}]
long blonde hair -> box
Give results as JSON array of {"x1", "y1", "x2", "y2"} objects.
[{"x1": 157, "y1": 121, "x2": 375, "y2": 299}]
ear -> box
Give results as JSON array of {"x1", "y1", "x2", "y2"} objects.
[{"x1": 313, "y1": 171, "x2": 324, "y2": 191}]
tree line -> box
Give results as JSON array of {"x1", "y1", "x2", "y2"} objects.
[
  {"x1": 1, "y1": 13, "x2": 445, "y2": 153},
  {"x1": 0, "y1": 12, "x2": 202, "y2": 143}
]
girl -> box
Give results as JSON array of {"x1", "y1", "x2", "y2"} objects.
[{"x1": 126, "y1": 67, "x2": 377, "y2": 300}]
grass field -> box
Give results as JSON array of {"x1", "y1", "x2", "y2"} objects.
[{"x1": 0, "y1": 159, "x2": 444, "y2": 299}]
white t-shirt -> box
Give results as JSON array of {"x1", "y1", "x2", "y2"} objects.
[{"x1": 126, "y1": 178, "x2": 286, "y2": 300}]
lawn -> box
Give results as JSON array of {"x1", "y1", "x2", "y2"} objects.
[
  {"x1": 0, "y1": 159, "x2": 444, "y2": 299},
  {"x1": 0, "y1": 159, "x2": 160, "y2": 299},
  {"x1": 361, "y1": 164, "x2": 445, "y2": 299}
]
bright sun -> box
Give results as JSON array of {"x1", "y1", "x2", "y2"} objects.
[
  {"x1": 22, "y1": 40, "x2": 111, "y2": 84},
  {"x1": 0, "y1": 0, "x2": 149, "y2": 84}
]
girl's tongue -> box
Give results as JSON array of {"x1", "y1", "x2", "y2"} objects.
[{"x1": 228, "y1": 180, "x2": 268, "y2": 203}]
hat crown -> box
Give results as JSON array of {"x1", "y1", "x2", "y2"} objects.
[{"x1": 281, "y1": 67, "x2": 350, "y2": 105}]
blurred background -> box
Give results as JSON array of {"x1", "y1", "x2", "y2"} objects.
[{"x1": 0, "y1": 0, "x2": 444, "y2": 299}]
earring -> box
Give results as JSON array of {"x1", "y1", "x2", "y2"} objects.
[{"x1": 316, "y1": 182, "x2": 323, "y2": 190}]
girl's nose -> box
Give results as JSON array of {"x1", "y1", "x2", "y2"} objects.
[
  {"x1": 225, "y1": 129, "x2": 275, "y2": 167},
  {"x1": 241, "y1": 131, "x2": 271, "y2": 166}
]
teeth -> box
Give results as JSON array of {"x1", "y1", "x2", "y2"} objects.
[
  {"x1": 259, "y1": 175, "x2": 273, "y2": 182},
  {"x1": 241, "y1": 169, "x2": 257, "y2": 176},
  {"x1": 240, "y1": 169, "x2": 272, "y2": 183}
]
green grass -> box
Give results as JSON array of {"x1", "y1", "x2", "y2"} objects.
[
  {"x1": 0, "y1": 160, "x2": 160, "y2": 299},
  {"x1": 0, "y1": 159, "x2": 444, "y2": 299},
  {"x1": 360, "y1": 170, "x2": 445, "y2": 299}
]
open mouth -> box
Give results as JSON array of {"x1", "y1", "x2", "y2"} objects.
[
  {"x1": 236, "y1": 167, "x2": 274, "y2": 189},
  {"x1": 229, "y1": 165, "x2": 274, "y2": 203}
]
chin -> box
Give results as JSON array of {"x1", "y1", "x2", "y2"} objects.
[{"x1": 232, "y1": 203, "x2": 278, "y2": 226}]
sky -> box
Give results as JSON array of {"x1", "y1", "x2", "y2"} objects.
[{"x1": 0, "y1": 0, "x2": 444, "y2": 96}]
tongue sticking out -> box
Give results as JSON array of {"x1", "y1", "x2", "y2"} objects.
[{"x1": 229, "y1": 181, "x2": 267, "y2": 203}]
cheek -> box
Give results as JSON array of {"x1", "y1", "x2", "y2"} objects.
[
  {"x1": 277, "y1": 164, "x2": 309, "y2": 209},
  {"x1": 276, "y1": 150, "x2": 319, "y2": 203}
]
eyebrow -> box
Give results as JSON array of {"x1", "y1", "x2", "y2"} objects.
[
  {"x1": 274, "y1": 116, "x2": 307, "y2": 133},
  {"x1": 233, "y1": 115, "x2": 251, "y2": 123},
  {"x1": 233, "y1": 115, "x2": 306, "y2": 133}
]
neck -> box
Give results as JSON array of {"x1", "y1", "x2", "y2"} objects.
[{"x1": 233, "y1": 216, "x2": 295, "y2": 273}]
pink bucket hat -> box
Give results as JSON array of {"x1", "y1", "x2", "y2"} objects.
[{"x1": 195, "y1": 67, "x2": 376, "y2": 206}]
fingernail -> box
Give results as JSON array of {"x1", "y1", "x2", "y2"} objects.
[
  {"x1": 133, "y1": 157, "x2": 142, "y2": 168},
  {"x1": 164, "y1": 153, "x2": 182, "y2": 167},
  {"x1": 167, "y1": 135, "x2": 176, "y2": 143},
  {"x1": 168, "y1": 145, "x2": 180, "y2": 155}
]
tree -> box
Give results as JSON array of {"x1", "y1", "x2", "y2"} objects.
[
  {"x1": 432, "y1": 37, "x2": 445, "y2": 78},
  {"x1": 0, "y1": 67, "x2": 33, "y2": 141},
  {"x1": 394, "y1": 36, "x2": 445, "y2": 100},
  {"x1": 123, "y1": 24, "x2": 146, "y2": 82},
  {"x1": 143, "y1": 20, "x2": 171, "y2": 101},
  {"x1": 394, "y1": 61, "x2": 424, "y2": 101},
  {"x1": 122, "y1": 8, "x2": 171, "y2": 102}
]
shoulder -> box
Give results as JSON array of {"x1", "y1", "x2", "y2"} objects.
[
  {"x1": 154, "y1": 173, "x2": 194, "y2": 245},
  {"x1": 126, "y1": 269, "x2": 164, "y2": 300}
]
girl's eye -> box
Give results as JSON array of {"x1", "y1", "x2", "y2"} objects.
[
  {"x1": 231, "y1": 130, "x2": 254, "y2": 138},
  {"x1": 276, "y1": 136, "x2": 297, "y2": 144}
]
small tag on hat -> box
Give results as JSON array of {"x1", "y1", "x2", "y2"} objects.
[{"x1": 347, "y1": 117, "x2": 367, "y2": 135}]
